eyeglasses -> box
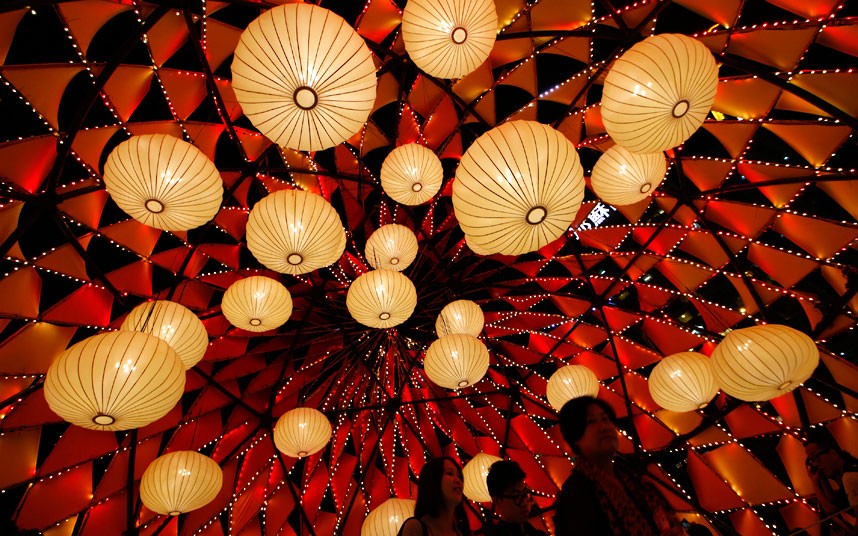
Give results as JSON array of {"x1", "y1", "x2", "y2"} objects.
[
  {"x1": 806, "y1": 448, "x2": 832, "y2": 466},
  {"x1": 499, "y1": 487, "x2": 533, "y2": 505}
]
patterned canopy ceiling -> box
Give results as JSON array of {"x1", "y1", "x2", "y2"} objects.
[{"x1": 1, "y1": 0, "x2": 857, "y2": 535}]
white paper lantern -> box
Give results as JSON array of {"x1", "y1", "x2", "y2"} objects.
[
  {"x1": 102, "y1": 134, "x2": 223, "y2": 231},
  {"x1": 347, "y1": 269, "x2": 418, "y2": 329},
  {"x1": 365, "y1": 224, "x2": 419, "y2": 271},
  {"x1": 44, "y1": 331, "x2": 185, "y2": 431},
  {"x1": 546, "y1": 365, "x2": 600, "y2": 411},
  {"x1": 231, "y1": 3, "x2": 377, "y2": 151},
  {"x1": 453, "y1": 121, "x2": 585, "y2": 256},
  {"x1": 436, "y1": 300, "x2": 484, "y2": 337},
  {"x1": 711, "y1": 324, "x2": 819, "y2": 402},
  {"x1": 401, "y1": 0, "x2": 497, "y2": 79},
  {"x1": 273, "y1": 407, "x2": 332, "y2": 458},
  {"x1": 381, "y1": 144, "x2": 444, "y2": 206},
  {"x1": 590, "y1": 145, "x2": 668, "y2": 206},
  {"x1": 121, "y1": 300, "x2": 208, "y2": 369},
  {"x1": 361, "y1": 498, "x2": 416, "y2": 536},
  {"x1": 221, "y1": 276, "x2": 292, "y2": 333},
  {"x1": 140, "y1": 451, "x2": 223, "y2": 516},
  {"x1": 601, "y1": 33, "x2": 718, "y2": 153},
  {"x1": 246, "y1": 189, "x2": 346, "y2": 275},
  {"x1": 462, "y1": 453, "x2": 502, "y2": 503},
  {"x1": 648, "y1": 352, "x2": 719, "y2": 412},
  {"x1": 424, "y1": 334, "x2": 490, "y2": 389}
]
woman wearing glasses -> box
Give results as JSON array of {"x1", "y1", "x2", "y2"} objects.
[
  {"x1": 398, "y1": 456, "x2": 472, "y2": 536},
  {"x1": 484, "y1": 460, "x2": 548, "y2": 536},
  {"x1": 804, "y1": 428, "x2": 858, "y2": 535},
  {"x1": 553, "y1": 396, "x2": 687, "y2": 536}
]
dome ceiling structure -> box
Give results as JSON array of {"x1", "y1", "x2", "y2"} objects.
[{"x1": 0, "y1": 1, "x2": 857, "y2": 535}]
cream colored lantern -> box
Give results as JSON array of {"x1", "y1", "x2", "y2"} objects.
[
  {"x1": 401, "y1": 0, "x2": 497, "y2": 79},
  {"x1": 424, "y1": 334, "x2": 490, "y2": 389},
  {"x1": 44, "y1": 331, "x2": 185, "y2": 431},
  {"x1": 711, "y1": 324, "x2": 819, "y2": 402},
  {"x1": 381, "y1": 144, "x2": 444, "y2": 206},
  {"x1": 273, "y1": 407, "x2": 332, "y2": 458},
  {"x1": 121, "y1": 300, "x2": 208, "y2": 369},
  {"x1": 648, "y1": 352, "x2": 719, "y2": 412},
  {"x1": 590, "y1": 145, "x2": 668, "y2": 206},
  {"x1": 347, "y1": 269, "x2": 417, "y2": 329},
  {"x1": 462, "y1": 453, "x2": 502, "y2": 503},
  {"x1": 436, "y1": 300, "x2": 484, "y2": 337},
  {"x1": 231, "y1": 3, "x2": 377, "y2": 151},
  {"x1": 102, "y1": 134, "x2": 223, "y2": 231},
  {"x1": 246, "y1": 189, "x2": 346, "y2": 275},
  {"x1": 140, "y1": 451, "x2": 223, "y2": 516},
  {"x1": 546, "y1": 365, "x2": 600, "y2": 411},
  {"x1": 365, "y1": 224, "x2": 419, "y2": 271},
  {"x1": 221, "y1": 276, "x2": 292, "y2": 333},
  {"x1": 361, "y1": 498, "x2": 416, "y2": 536},
  {"x1": 453, "y1": 121, "x2": 585, "y2": 256},
  {"x1": 601, "y1": 33, "x2": 718, "y2": 153}
]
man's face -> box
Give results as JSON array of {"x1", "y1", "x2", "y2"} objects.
[
  {"x1": 493, "y1": 479, "x2": 533, "y2": 524},
  {"x1": 805, "y1": 443, "x2": 842, "y2": 478}
]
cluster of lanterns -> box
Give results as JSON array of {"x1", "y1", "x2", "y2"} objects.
[{"x1": 423, "y1": 300, "x2": 489, "y2": 390}]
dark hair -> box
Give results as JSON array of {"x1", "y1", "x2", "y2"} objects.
[
  {"x1": 805, "y1": 427, "x2": 841, "y2": 452},
  {"x1": 486, "y1": 460, "x2": 525, "y2": 498},
  {"x1": 414, "y1": 456, "x2": 471, "y2": 535},
  {"x1": 558, "y1": 396, "x2": 616, "y2": 454}
]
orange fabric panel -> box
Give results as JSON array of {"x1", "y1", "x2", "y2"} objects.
[
  {"x1": 103, "y1": 65, "x2": 153, "y2": 121},
  {"x1": 157, "y1": 68, "x2": 208, "y2": 120},
  {"x1": 491, "y1": 35, "x2": 532, "y2": 69},
  {"x1": 632, "y1": 226, "x2": 687, "y2": 256},
  {"x1": 763, "y1": 123, "x2": 852, "y2": 167},
  {"x1": 605, "y1": 336, "x2": 661, "y2": 370},
  {"x1": 680, "y1": 158, "x2": 732, "y2": 191},
  {"x1": 801, "y1": 389, "x2": 843, "y2": 425},
  {"x1": 0, "y1": 321, "x2": 76, "y2": 374},
  {"x1": 58, "y1": 190, "x2": 109, "y2": 229},
  {"x1": 424, "y1": 96, "x2": 458, "y2": 150},
  {"x1": 768, "y1": 0, "x2": 841, "y2": 18},
  {"x1": 780, "y1": 501, "x2": 822, "y2": 536},
  {"x1": 817, "y1": 24, "x2": 858, "y2": 57},
  {"x1": 655, "y1": 258, "x2": 712, "y2": 292},
  {"x1": 737, "y1": 161, "x2": 808, "y2": 208},
  {"x1": 713, "y1": 78, "x2": 780, "y2": 120},
  {"x1": 58, "y1": 1, "x2": 132, "y2": 56},
  {"x1": 41, "y1": 283, "x2": 114, "y2": 327},
  {"x1": 773, "y1": 212, "x2": 858, "y2": 260},
  {"x1": 0, "y1": 10, "x2": 26, "y2": 65},
  {"x1": 729, "y1": 508, "x2": 773, "y2": 536},
  {"x1": 704, "y1": 200, "x2": 776, "y2": 238},
  {"x1": 43, "y1": 517, "x2": 77, "y2": 536},
  {"x1": 828, "y1": 417, "x2": 858, "y2": 458},
  {"x1": 0, "y1": 428, "x2": 39, "y2": 488},
  {"x1": 81, "y1": 490, "x2": 127, "y2": 536},
  {"x1": 39, "y1": 425, "x2": 118, "y2": 476},
  {"x1": 16, "y1": 463, "x2": 93, "y2": 530},
  {"x1": 0, "y1": 201, "x2": 23, "y2": 249},
  {"x1": 703, "y1": 443, "x2": 793, "y2": 504},
  {"x1": 35, "y1": 244, "x2": 90, "y2": 282},
  {"x1": 531, "y1": 0, "x2": 591, "y2": 31},
  {"x1": 356, "y1": 0, "x2": 400, "y2": 42},
  {"x1": 2, "y1": 65, "x2": 85, "y2": 129},
  {"x1": 724, "y1": 405, "x2": 782, "y2": 439},
  {"x1": 777, "y1": 433, "x2": 816, "y2": 496},
  {"x1": 0, "y1": 266, "x2": 41, "y2": 320},
  {"x1": 578, "y1": 226, "x2": 629, "y2": 252},
  {"x1": 100, "y1": 218, "x2": 162, "y2": 257},
  {"x1": 687, "y1": 450, "x2": 745, "y2": 511},
  {"x1": 127, "y1": 120, "x2": 184, "y2": 139},
  {"x1": 1, "y1": 388, "x2": 64, "y2": 428},
  {"x1": 673, "y1": 0, "x2": 741, "y2": 27},
  {"x1": 768, "y1": 393, "x2": 803, "y2": 428},
  {"x1": 727, "y1": 27, "x2": 817, "y2": 70},
  {"x1": 146, "y1": 8, "x2": 189, "y2": 67},
  {"x1": 205, "y1": 18, "x2": 242, "y2": 72},
  {"x1": 817, "y1": 179, "x2": 858, "y2": 220},
  {"x1": 185, "y1": 122, "x2": 225, "y2": 162},
  {"x1": 641, "y1": 318, "x2": 706, "y2": 356},
  {"x1": 0, "y1": 136, "x2": 58, "y2": 193},
  {"x1": 678, "y1": 230, "x2": 734, "y2": 269},
  {"x1": 106, "y1": 260, "x2": 153, "y2": 296},
  {"x1": 409, "y1": 74, "x2": 445, "y2": 118},
  {"x1": 702, "y1": 121, "x2": 758, "y2": 158},
  {"x1": 235, "y1": 127, "x2": 272, "y2": 161},
  {"x1": 70, "y1": 125, "x2": 122, "y2": 172},
  {"x1": 601, "y1": 305, "x2": 643, "y2": 332},
  {"x1": 820, "y1": 353, "x2": 858, "y2": 402},
  {"x1": 746, "y1": 242, "x2": 817, "y2": 288}
]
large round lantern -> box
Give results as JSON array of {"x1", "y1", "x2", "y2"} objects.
[
  {"x1": 590, "y1": 145, "x2": 668, "y2": 206},
  {"x1": 121, "y1": 300, "x2": 208, "y2": 369},
  {"x1": 436, "y1": 300, "x2": 484, "y2": 337},
  {"x1": 546, "y1": 365, "x2": 600, "y2": 411},
  {"x1": 273, "y1": 407, "x2": 332, "y2": 458},
  {"x1": 401, "y1": 0, "x2": 497, "y2": 79},
  {"x1": 462, "y1": 453, "x2": 502, "y2": 503},
  {"x1": 347, "y1": 269, "x2": 417, "y2": 328},
  {"x1": 381, "y1": 144, "x2": 444, "y2": 206},
  {"x1": 44, "y1": 331, "x2": 185, "y2": 431},
  {"x1": 140, "y1": 451, "x2": 223, "y2": 516},
  {"x1": 711, "y1": 324, "x2": 819, "y2": 402},
  {"x1": 453, "y1": 121, "x2": 585, "y2": 256},
  {"x1": 231, "y1": 3, "x2": 377, "y2": 151},
  {"x1": 221, "y1": 276, "x2": 292, "y2": 333},
  {"x1": 424, "y1": 334, "x2": 490, "y2": 389},
  {"x1": 601, "y1": 33, "x2": 718, "y2": 153},
  {"x1": 365, "y1": 224, "x2": 419, "y2": 271},
  {"x1": 648, "y1": 352, "x2": 719, "y2": 412},
  {"x1": 361, "y1": 498, "x2": 416, "y2": 536},
  {"x1": 102, "y1": 134, "x2": 223, "y2": 231},
  {"x1": 246, "y1": 189, "x2": 346, "y2": 275}
]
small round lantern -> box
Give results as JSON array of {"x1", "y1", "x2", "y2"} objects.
[
  {"x1": 546, "y1": 365, "x2": 600, "y2": 411},
  {"x1": 121, "y1": 300, "x2": 208, "y2": 369},
  {"x1": 648, "y1": 352, "x2": 719, "y2": 412},
  {"x1": 436, "y1": 300, "x2": 484, "y2": 338},
  {"x1": 590, "y1": 145, "x2": 668, "y2": 206},
  {"x1": 462, "y1": 453, "x2": 503, "y2": 503},
  {"x1": 140, "y1": 451, "x2": 223, "y2": 516},
  {"x1": 424, "y1": 334, "x2": 490, "y2": 389},
  {"x1": 221, "y1": 276, "x2": 293, "y2": 332},
  {"x1": 273, "y1": 407, "x2": 332, "y2": 458},
  {"x1": 346, "y1": 269, "x2": 418, "y2": 329},
  {"x1": 365, "y1": 224, "x2": 419, "y2": 271}
]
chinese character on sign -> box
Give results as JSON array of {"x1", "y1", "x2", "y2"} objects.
[{"x1": 571, "y1": 202, "x2": 616, "y2": 239}]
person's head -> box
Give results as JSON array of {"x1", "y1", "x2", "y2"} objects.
[
  {"x1": 559, "y1": 396, "x2": 618, "y2": 460},
  {"x1": 414, "y1": 456, "x2": 465, "y2": 518},
  {"x1": 805, "y1": 427, "x2": 846, "y2": 478},
  {"x1": 487, "y1": 460, "x2": 534, "y2": 524}
]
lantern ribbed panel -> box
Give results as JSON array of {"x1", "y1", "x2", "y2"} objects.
[
  {"x1": 453, "y1": 121, "x2": 585, "y2": 256},
  {"x1": 273, "y1": 407, "x2": 332, "y2": 458},
  {"x1": 601, "y1": 33, "x2": 718, "y2": 153},
  {"x1": 140, "y1": 451, "x2": 223, "y2": 516},
  {"x1": 590, "y1": 145, "x2": 668, "y2": 206},
  {"x1": 381, "y1": 144, "x2": 444, "y2": 205},
  {"x1": 121, "y1": 300, "x2": 208, "y2": 369},
  {"x1": 401, "y1": 0, "x2": 497, "y2": 79},
  {"x1": 221, "y1": 276, "x2": 292, "y2": 333},
  {"x1": 462, "y1": 453, "x2": 502, "y2": 503},
  {"x1": 424, "y1": 334, "x2": 490, "y2": 389},
  {"x1": 365, "y1": 224, "x2": 419, "y2": 271},
  {"x1": 711, "y1": 324, "x2": 819, "y2": 402},
  {"x1": 347, "y1": 269, "x2": 417, "y2": 328},
  {"x1": 102, "y1": 134, "x2": 223, "y2": 231},
  {"x1": 648, "y1": 352, "x2": 719, "y2": 412},
  {"x1": 231, "y1": 3, "x2": 377, "y2": 151},
  {"x1": 361, "y1": 498, "x2": 416, "y2": 536},
  {"x1": 246, "y1": 189, "x2": 346, "y2": 275},
  {"x1": 546, "y1": 365, "x2": 600, "y2": 411},
  {"x1": 44, "y1": 331, "x2": 185, "y2": 431},
  {"x1": 436, "y1": 300, "x2": 484, "y2": 337}
]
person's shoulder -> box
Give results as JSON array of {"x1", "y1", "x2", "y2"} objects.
[{"x1": 398, "y1": 517, "x2": 427, "y2": 536}]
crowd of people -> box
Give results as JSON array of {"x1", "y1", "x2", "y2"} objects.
[{"x1": 396, "y1": 395, "x2": 857, "y2": 535}]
